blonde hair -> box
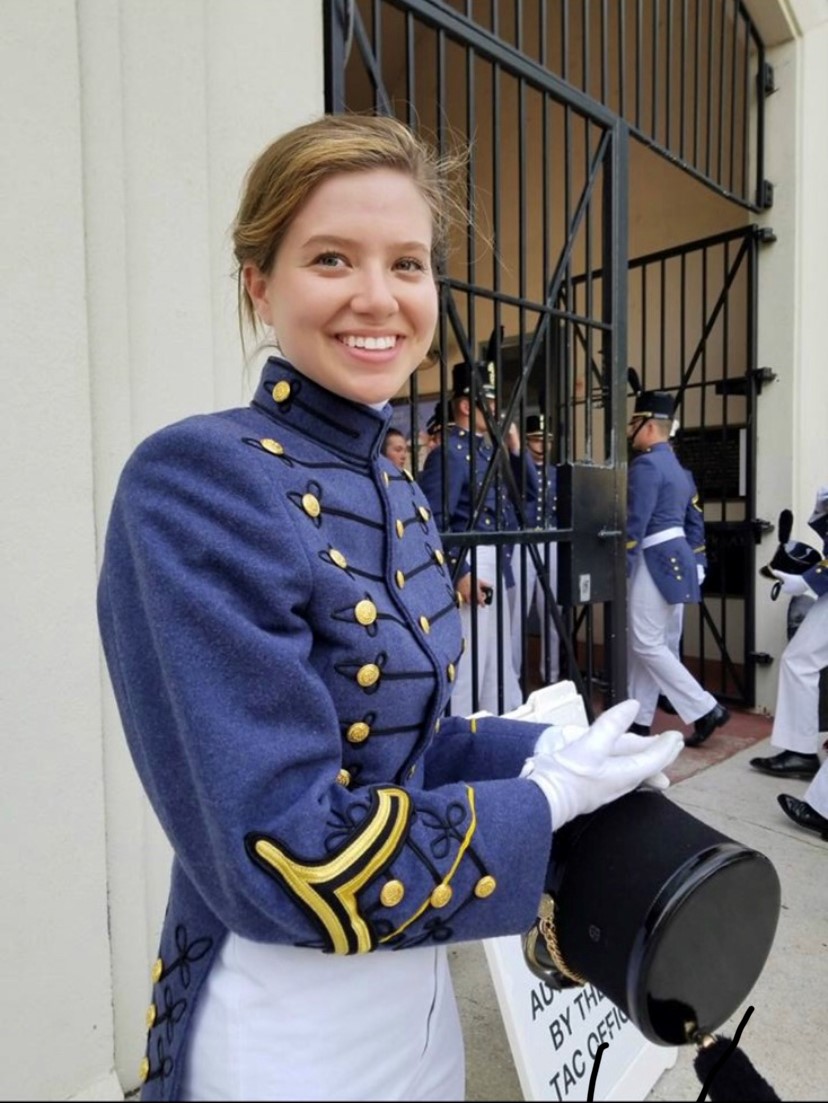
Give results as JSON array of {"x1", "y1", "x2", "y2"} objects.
[{"x1": 232, "y1": 112, "x2": 467, "y2": 343}]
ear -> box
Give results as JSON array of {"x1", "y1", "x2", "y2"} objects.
[{"x1": 242, "y1": 262, "x2": 274, "y2": 327}]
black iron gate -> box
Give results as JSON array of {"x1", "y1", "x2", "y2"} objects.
[
  {"x1": 324, "y1": 0, "x2": 767, "y2": 714},
  {"x1": 621, "y1": 225, "x2": 770, "y2": 707}
]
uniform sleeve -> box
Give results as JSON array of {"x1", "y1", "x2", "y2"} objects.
[
  {"x1": 98, "y1": 421, "x2": 551, "y2": 956},
  {"x1": 684, "y1": 471, "x2": 708, "y2": 571},
  {"x1": 626, "y1": 455, "x2": 659, "y2": 575},
  {"x1": 418, "y1": 445, "x2": 470, "y2": 578}
]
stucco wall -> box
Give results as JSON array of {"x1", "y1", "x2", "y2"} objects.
[{"x1": 1, "y1": 1, "x2": 324, "y2": 1099}]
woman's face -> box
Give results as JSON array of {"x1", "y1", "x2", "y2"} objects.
[{"x1": 245, "y1": 168, "x2": 438, "y2": 406}]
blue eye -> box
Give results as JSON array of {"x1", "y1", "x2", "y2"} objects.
[{"x1": 314, "y1": 252, "x2": 346, "y2": 268}]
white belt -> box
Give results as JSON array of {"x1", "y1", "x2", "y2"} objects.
[{"x1": 641, "y1": 526, "x2": 685, "y2": 549}]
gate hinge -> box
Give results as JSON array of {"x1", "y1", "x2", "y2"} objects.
[
  {"x1": 751, "y1": 366, "x2": 777, "y2": 393},
  {"x1": 750, "y1": 518, "x2": 775, "y2": 542},
  {"x1": 760, "y1": 179, "x2": 774, "y2": 209},
  {"x1": 749, "y1": 651, "x2": 774, "y2": 666},
  {"x1": 760, "y1": 62, "x2": 776, "y2": 96},
  {"x1": 755, "y1": 226, "x2": 776, "y2": 244}
]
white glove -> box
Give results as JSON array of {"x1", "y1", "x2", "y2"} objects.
[
  {"x1": 521, "y1": 699, "x2": 684, "y2": 831},
  {"x1": 771, "y1": 569, "x2": 812, "y2": 597},
  {"x1": 697, "y1": 564, "x2": 706, "y2": 584}
]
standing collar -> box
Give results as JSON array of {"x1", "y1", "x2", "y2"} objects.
[{"x1": 251, "y1": 356, "x2": 393, "y2": 462}]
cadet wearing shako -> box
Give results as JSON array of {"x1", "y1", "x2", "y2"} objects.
[
  {"x1": 418, "y1": 358, "x2": 527, "y2": 716},
  {"x1": 510, "y1": 413, "x2": 561, "y2": 686},
  {"x1": 626, "y1": 389, "x2": 730, "y2": 746},
  {"x1": 752, "y1": 485, "x2": 828, "y2": 841}
]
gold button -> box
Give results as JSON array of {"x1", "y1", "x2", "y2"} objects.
[
  {"x1": 272, "y1": 380, "x2": 291, "y2": 403},
  {"x1": 475, "y1": 875, "x2": 497, "y2": 899},
  {"x1": 302, "y1": 493, "x2": 321, "y2": 518},
  {"x1": 395, "y1": 570, "x2": 405, "y2": 589},
  {"x1": 260, "y1": 438, "x2": 284, "y2": 455},
  {"x1": 151, "y1": 958, "x2": 163, "y2": 984},
  {"x1": 395, "y1": 519, "x2": 405, "y2": 538},
  {"x1": 418, "y1": 505, "x2": 430, "y2": 522},
  {"x1": 357, "y1": 664, "x2": 380, "y2": 687},
  {"x1": 346, "y1": 721, "x2": 370, "y2": 744},
  {"x1": 336, "y1": 768, "x2": 351, "y2": 787},
  {"x1": 355, "y1": 600, "x2": 377, "y2": 626},
  {"x1": 434, "y1": 549, "x2": 445, "y2": 565},
  {"x1": 430, "y1": 884, "x2": 453, "y2": 908},
  {"x1": 447, "y1": 663, "x2": 456, "y2": 682},
  {"x1": 145, "y1": 1003, "x2": 157, "y2": 1029},
  {"x1": 380, "y1": 880, "x2": 405, "y2": 907},
  {"x1": 330, "y1": 549, "x2": 347, "y2": 569},
  {"x1": 139, "y1": 1057, "x2": 150, "y2": 1084},
  {"x1": 382, "y1": 471, "x2": 390, "y2": 486},
  {"x1": 419, "y1": 615, "x2": 431, "y2": 634}
]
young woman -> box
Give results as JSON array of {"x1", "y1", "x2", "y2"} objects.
[{"x1": 97, "y1": 113, "x2": 681, "y2": 1102}]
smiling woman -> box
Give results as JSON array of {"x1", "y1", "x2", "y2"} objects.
[{"x1": 96, "y1": 112, "x2": 684, "y2": 1103}]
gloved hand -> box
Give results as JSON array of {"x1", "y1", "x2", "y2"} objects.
[
  {"x1": 771, "y1": 569, "x2": 812, "y2": 597},
  {"x1": 531, "y1": 721, "x2": 673, "y2": 793},
  {"x1": 521, "y1": 699, "x2": 684, "y2": 831},
  {"x1": 697, "y1": 564, "x2": 706, "y2": 585}
]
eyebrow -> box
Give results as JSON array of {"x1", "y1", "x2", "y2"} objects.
[{"x1": 300, "y1": 235, "x2": 430, "y2": 253}]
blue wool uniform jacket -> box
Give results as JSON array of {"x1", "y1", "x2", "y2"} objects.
[
  {"x1": 97, "y1": 358, "x2": 552, "y2": 1100},
  {"x1": 417, "y1": 424, "x2": 532, "y2": 586},
  {"x1": 626, "y1": 442, "x2": 706, "y2": 604}
]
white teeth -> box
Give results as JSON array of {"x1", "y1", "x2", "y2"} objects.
[{"x1": 342, "y1": 335, "x2": 397, "y2": 350}]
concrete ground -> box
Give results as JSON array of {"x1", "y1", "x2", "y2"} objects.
[{"x1": 450, "y1": 730, "x2": 827, "y2": 1102}]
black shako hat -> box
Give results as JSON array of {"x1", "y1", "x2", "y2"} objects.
[
  {"x1": 632, "y1": 389, "x2": 675, "y2": 421},
  {"x1": 760, "y1": 508, "x2": 821, "y2": 582},
  {"x1": 523, "y1": 788, "x2": 781, "y2": 1047},
  {"x1": 451, "y1": 358, "x2": 496, "y2": 399},
  {"x1": 525, "y1": 413, "x2": 553, "y2": 438}
]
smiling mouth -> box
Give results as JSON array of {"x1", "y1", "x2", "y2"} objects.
[{"x1": 339, "y1": 335, "x2": 399, "y2": 351}]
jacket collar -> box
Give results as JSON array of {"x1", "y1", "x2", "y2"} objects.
[{"x1": 251, "y1": 356, "x2": 392, "y2": 463}]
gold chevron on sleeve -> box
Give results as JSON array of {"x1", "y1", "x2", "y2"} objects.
[
  {"x1": 691, "y1": 493, "x2": 704, "y2": 512},
  {"x1": 250, "y1": 787, "x2": 411, "y2": 955}
]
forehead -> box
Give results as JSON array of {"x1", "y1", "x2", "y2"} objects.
[{"x1": 288, "y1": 168, "x2": 433, "y2": 245}]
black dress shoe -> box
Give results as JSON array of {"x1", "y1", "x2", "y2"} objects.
[
  {"x1": 685, "y1": 703, "x2": 730, "y2": 747},
  {"x1": 629, "y1": 722, "x2": 651, "y2": 735},
  {"x1": 657, "y1": 693, "x2": 677, "y2": 715},
  {"x1": 750, "y1": 750, "x2": 820, "y2": 780},
  {"x1": 777, "y1": 793, "x2": 828, "y2": 839}
]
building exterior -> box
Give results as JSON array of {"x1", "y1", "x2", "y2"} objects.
[{"x1": 1, "y1": 1, "x2": 826, "y2": 1098}]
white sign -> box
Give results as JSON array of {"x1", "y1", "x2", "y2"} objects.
[{"x1": 482, "y1": 683, "x2": 677, "y2": 1101}]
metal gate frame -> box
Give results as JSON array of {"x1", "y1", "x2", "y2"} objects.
[{"x1": 323, "y1": 0, "x2": 767, "y2": 715}]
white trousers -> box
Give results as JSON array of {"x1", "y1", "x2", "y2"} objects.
[
  {"x1": 181, "y1": 936, "x2": 465, "y2": 1101},
  {"x1": 627, "y1": 558, "x2": 716, "y2": 726},
  {"x1": 451, "y1": 545, "x2": 522, "y2": 717},
  {"x1": 770, "y1": 590, "x2": 828, "y2": 755},
  {"x1": 509, "y1": 545, "x2": 560, "y2": 685}
]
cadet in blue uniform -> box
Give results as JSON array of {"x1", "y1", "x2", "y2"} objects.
[
  {"x1": 626, "y1": 390, "x2": 730, "y2": 746},
  {"x1": 751, "y1": 485, "x2": 828, "y2": 840},
  {"x1": 417, "y1": 360, "x2": 528, "y2": 716},
  {"x1": 97, "y1": 113, "x2": 682, "y2": 1102},
  {"x1": 510, "y1": 413, "x2": 561, "y2": 686}
]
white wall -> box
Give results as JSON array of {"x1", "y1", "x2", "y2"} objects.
[{"x1": 0, "y1": 1, "x2": 324, "y2": 1099}]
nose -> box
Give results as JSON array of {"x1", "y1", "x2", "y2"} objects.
[{"x1": 351, "y1": 265, "x2": 398, "y2": 318}]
